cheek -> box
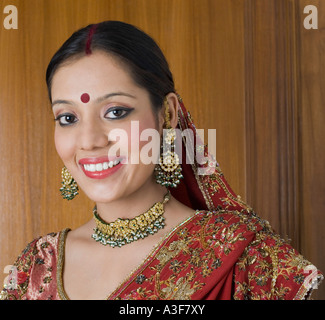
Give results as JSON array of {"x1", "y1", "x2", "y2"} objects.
[
  {"x1": 54, "y1": 128, "x2": 76, "y2": 162},
  {"x1": 129, "y1": 118, "x2": 159, "y2": 158}
]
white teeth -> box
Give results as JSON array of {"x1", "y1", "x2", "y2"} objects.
[
  {"x1": 96, "y1": 163, "x2": 103, "y2": 171},
  {"x1": 83, "y1": 160, "x2": 120, "y2": 172},
  {"x1": 103, "y1": 162, "x2": 109, "y2": 170}
]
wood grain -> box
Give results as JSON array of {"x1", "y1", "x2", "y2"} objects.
[
  {"x1": 296, "y1": 0, "x2": 325, "y2": 299},
  {"x1": 244, "y1": 0, "x2": 324, "y2": 299},
  {"x1": 244, "y1": 0, "x2": 300, "y2": 245}
]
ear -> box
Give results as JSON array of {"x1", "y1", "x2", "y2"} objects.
[
  {"x1": 157, "y1": 92, "x2": 179, "y2": 132},
  {"x1": 166, "y1": 93, "x2": 179, "y2": 129}
]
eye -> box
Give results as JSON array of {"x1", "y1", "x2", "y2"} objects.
[
  {"x1": 105, "y1": 107, "x2": 133, "y2": 120},
  {"x1": 55, "y1": 113, "x2": 78, "y2": 126}
]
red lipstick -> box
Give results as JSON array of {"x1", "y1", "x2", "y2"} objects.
[{"x1": 79, "y1": 156, "x2": 124, "y2": 179}]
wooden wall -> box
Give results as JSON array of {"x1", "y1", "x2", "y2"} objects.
[
  {"x1": 296, "y1": 0, "x2": 325, "y2": 300},
  {"x1": 0, "y1": 0, "x2": 323, "y2": 299},
  {"x1": 244, "y1": 0, "x2": 324, "y2": 299}
]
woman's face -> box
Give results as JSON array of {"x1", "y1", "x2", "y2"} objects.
[{"x1": 51, "y1": 51, "x2": 162, "y2": 203}]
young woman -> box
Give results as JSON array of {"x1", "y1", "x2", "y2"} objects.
[{"x1": 1, "y1": 21, "x2": 322, "y2": 300}]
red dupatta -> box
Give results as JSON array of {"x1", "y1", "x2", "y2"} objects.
[{"x1": 171, "y1": 94, "x2": 250, "y2": 213}]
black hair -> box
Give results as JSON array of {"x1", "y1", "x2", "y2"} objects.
[{"x1": 46, "y1": 21, "x2": 175, "y2": 112}]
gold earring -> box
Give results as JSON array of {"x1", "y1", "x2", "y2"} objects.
[
  {"x1": 154, "y1": 98, "x2": 183, "y2": 188},
  {"x1": 60, "y1": 166, "x2": 79, "y2": 200}
]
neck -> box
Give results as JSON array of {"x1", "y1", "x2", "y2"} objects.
[{"x1": 95, "y1": 178, "x2": 169, "y2": 222}]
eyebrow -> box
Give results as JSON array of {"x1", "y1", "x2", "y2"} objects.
[{"x1": 51, "y1": 92, "x2": 137, "y2": 108}]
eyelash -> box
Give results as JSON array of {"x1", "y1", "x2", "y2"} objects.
[
  {"x1": 54, "y1": 107, "x2": 133, "y2": 127},
  {"x1": 54, "y1": 113, "x2": 77, "y2": 127},
  {"x1": 104, "y1": 107, "x2": 132, "y2": 120}
]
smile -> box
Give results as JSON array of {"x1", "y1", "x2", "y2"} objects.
[
  {"x1": 79, "y1": 156, "x2": 124, "y2": 179},
  {"x1": 83, "y1": 160, "x2": 120, "y2": 172}
]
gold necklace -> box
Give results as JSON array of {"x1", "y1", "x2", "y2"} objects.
[{"x1": 91, "y1": 190, "x2": 170, "y2": 248}]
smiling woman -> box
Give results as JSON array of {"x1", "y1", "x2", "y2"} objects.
[{"x1": 0, "y1": 20, "x2": 322, "y2": 300}]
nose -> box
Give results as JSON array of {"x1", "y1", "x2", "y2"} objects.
[{"x1": 78, "y1": 118, "x2": 109, "y2": 151}]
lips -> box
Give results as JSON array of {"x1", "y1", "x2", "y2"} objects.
[{"x1": 79, "y1": 156, "x2": 124, "y2": 179}]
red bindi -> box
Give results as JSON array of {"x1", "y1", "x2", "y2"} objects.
[{"x1": 80, "y1": 93, "x2": 90, "y2": 103}]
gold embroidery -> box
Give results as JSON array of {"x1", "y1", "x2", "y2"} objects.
[
  {"x1": 149, "y1": 210, "x2": 252, "y2": 299},
  {"x1": 161, "y1": 277, "x2": 197, "y2": 300},
  {"x1": 56, "y1": 228, "x2": 71, "y2": 300}
]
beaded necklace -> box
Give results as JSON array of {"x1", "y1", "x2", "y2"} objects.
[{"x1": 91, "y1": 190, "x2": 170, "y2": 248}]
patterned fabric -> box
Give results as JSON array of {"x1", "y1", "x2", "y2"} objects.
[{"x1": 0, "y1": 209, "x2": 322, "y2": 300}]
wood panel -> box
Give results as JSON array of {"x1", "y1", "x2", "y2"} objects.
[
  {"x1": 244, "y1": 0, "x2": 300, "y2": 247},
  {"x1": 296, "y1": 0, "x2": 325, "y2": 300},
  {"x1": 244, "y1": 0, "x2": 324, "y2": 299}
]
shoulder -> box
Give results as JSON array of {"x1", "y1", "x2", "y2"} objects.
[
  {"x1": 192, "y1": 210, "x2": 323, "y2": 300},
  {"x1": 190, "y1": 209, "x2": 271, "y2": 244},
  {"x1": 16, "y1": 230, "x2": 65, "y2": 266},
  {"x1": 212, "y1": 210, "x2": 325, "y2": 300},
  {"x1": 0, "y1": 229, "x2": 69, "y2": 300}
]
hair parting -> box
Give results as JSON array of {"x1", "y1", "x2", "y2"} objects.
[
  {"x1": 85, "y1": 24, "x2": 98, "y2": 55},
  {"x1": 46, "y1": 21, "x2": 175, "y2": 113}
]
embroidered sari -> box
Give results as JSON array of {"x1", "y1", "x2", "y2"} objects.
[{"x1": 1, "y1": 96, "x2": 322, "y2": 300}]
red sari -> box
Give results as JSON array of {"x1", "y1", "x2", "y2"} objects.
[
  {"x1": 1, "y1": 96, "x2": 322, "y2": 300},
  {"x1": 0, "y1": 208, "x2": 322, "y2": 300}
]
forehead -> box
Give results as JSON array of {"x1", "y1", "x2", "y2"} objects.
[{"x1": 51, "y1": 51, "x2": 136, "y2": 100}]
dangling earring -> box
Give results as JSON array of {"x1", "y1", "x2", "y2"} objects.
[
  {"x1": 155, "y1": 97, "x2": 183, "y2": 188},
  {"x1": 60, "y1": 166, "x2": 79, "y2": 200}
]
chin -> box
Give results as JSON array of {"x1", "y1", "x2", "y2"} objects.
[
  {"x1": 80, "y1": 183, "x2": 122, "y2": 203},
  {"x1": 76, "y1": 164, "x2": 156, "y2": 203},
  {"x1": 85, "y1": 191, "x2": 120, "y2": 204}
]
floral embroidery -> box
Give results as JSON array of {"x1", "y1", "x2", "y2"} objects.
[
  {"x1": 114, "y1": 211, "x2": 251, "y2": 300},
  {"x1": 232, "y1": 218, "x2": 323, "y2": 300},
  {"x1": 203, "y1": 173, "x2": 221, "y2": 196},
  {"x1": 169, "y1": 260, "x2": 183, "y2": 273},
  {"x1": 135, "y1": 275, "x2": 146, "y2": 284},
  {"x1": 35, "y1": 258, "x2": 45, "y2": 265},
  {"x1": 113, "y1": 210, "x2": 322, "y2": 301},
  {"x1": 17, "y1": 271, "x2": 29, "y2": 285},
  {"x1": 294, "y1": 274, "x2": 305, "y2": 284},
  {"x1": 41, "y1": 242, "x2": 49, "y2": 249},
  {"x1": 0, "y1": 232, "x2": 59, "y2": 300},
  {"x1": 43, "y1": 276, "x2": 52, "y2": 284},
  {"x1": 161, "y1": 277, "x2": 197, "y2": 300}
]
